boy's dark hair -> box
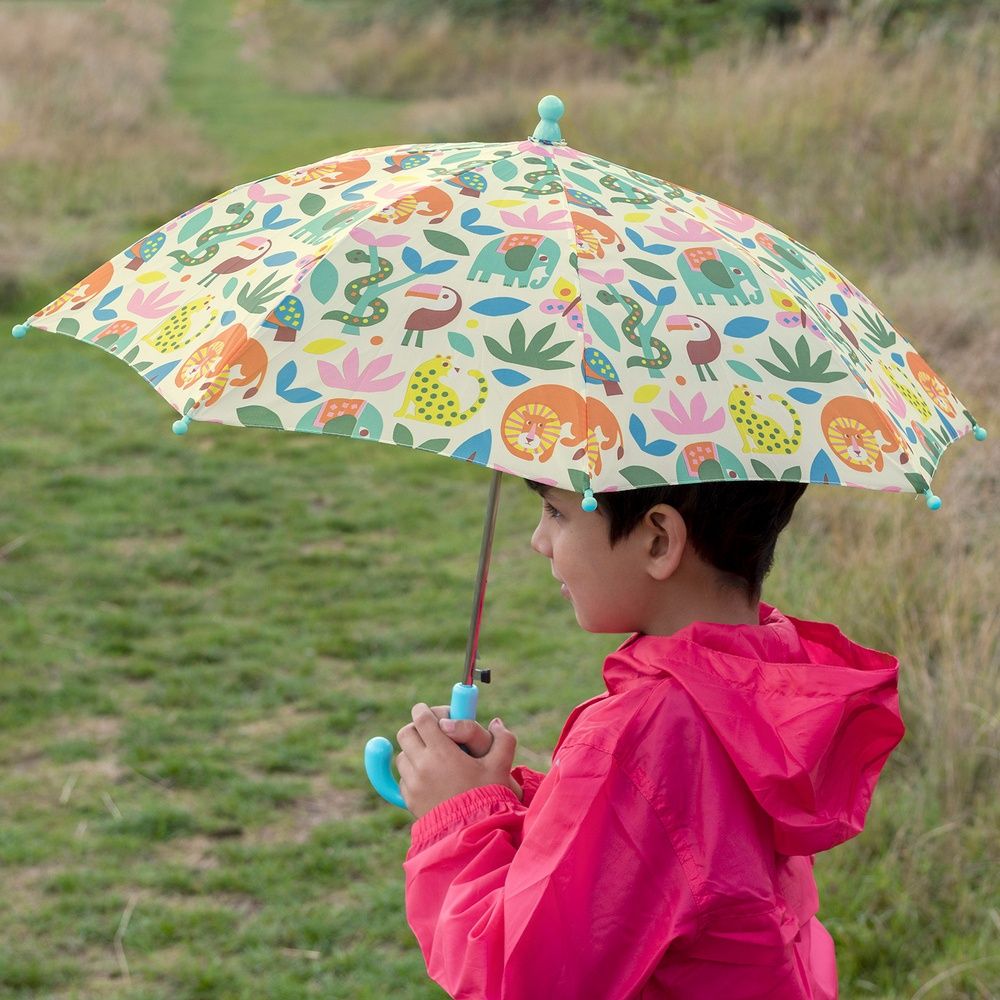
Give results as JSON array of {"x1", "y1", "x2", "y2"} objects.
[{"x1": 527, "y1": 480, "x2": 807, "y2": 603}]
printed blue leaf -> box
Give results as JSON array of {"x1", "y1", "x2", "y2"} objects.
[
  {"x1": 274, "y1": 361, "x2": 320, "y2": 403},
  {"x1": 282, "y1": 387, "x2": 322, "y2": 404},
  {"x1": 402, "y1": 246, "x2": 423, "y2": 273},
  {"x1": 452, "y1": 429, "x2": 492, "y2": 465},
  {"x1": 263, "y1": 205, "x2": 282, "y2": 226},
  {"x1": 220, "y1": 309, "x2": 237, "y2": 326},
  {"x1": 276, "y1": 361, "x2": 297, "y2": 396},
  {"x1": 787, "y1": 387, "x2": 822, "y2": 404},
  {"x1": 645, "y1": 439, "x2": 677, "y2": 457},
  {"x1": 629, "y1": 280, "x2": 658, "y2": 305},
  {"x1": 93, "y1": 286, "x2": 123, "y2": 322},
  {"x1": 830, "y1": 293, "x2": 848, "y2": 316},
  {"x1": 468, "y1": 224, "x2": 504, "y2": 236},
  {"x1": 645, "y1": 243, "x2": 676, "y2": 256},
  {"x1": 724, "y1": 316, "x2": 769, "y2": 339},
  {"x1": 420, "y1": 259, "x2": 456, "y2": 275},
  {"x1": 655, "y1": 287, "x2": 677, "y2": 306},
  {"x1": 809, "y1": 450, "x2": 841, "y2": 485},
  {"x1": 266, "y1": 218, "x2": 298, "y2": 230},
  {"x1": 263, "y1": 251, "x2": 298, "y2": 267},
  {"x1": 904, "y1": 426, "x2": 918, "y2": 445},
  {"x1": 936, "y1": 409, "x2": 958, "y2": 440},
  {"x1": 342, "y1": 180, "x2": 376, "y2": 201},
  {"x1": 629, "y1": 413, "x2": 648, "y2": 449},
  {"x1": 726, "y1": 360, "x2": 764, "y2": 382},
  {"x1": 470, "y1": 297, "x2": 529, "y2": 317},
  {"x1": 143, "y1": 360, "x2": 179, "y2": 387},
  {"x1": 624, "y1": 227, "x2": 646, "y2": 250},
  {"x1": 492, "y1": 368, "x2": 531, "y2": 387},
  {"x1": 461, "y1": 208, "x2": 482, "y2": 228},
  {"x1": 448, "y1": 332, "x2": 475, "y2": 357},
  {"x1": 890, "y1": 352, "x2": 905, "y2": 367}
]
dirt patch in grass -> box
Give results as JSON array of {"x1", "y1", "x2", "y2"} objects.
[{"x1": 244, "y1": 772, "x2": 365, "y2": 844}]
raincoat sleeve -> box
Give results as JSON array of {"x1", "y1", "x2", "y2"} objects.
[
  {"x1": 510, "y1": 764, "x2": 545, "y2": 805},
  {"x1": 403, "y1": 741, "x2": 698, "y2": 999}
]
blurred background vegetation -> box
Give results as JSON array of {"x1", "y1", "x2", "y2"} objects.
[{"x1": 1, "y1": 0, "x2": 997, "y2": 997}]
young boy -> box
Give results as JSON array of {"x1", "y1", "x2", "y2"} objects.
[{"x1": 395, "y1": 480, "x2": 904, "y2": 998}]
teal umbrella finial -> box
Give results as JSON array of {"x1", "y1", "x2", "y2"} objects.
[{"x1": 532, "y1": 95, "x2": 564, "y2": 143}]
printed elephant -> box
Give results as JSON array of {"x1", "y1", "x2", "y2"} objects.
[
  {"x1": 755, "y1": 233, "x2": 824, "y2": 290},
  {"x1": 675, "y1": 441, "x2": 748, "y2": 483},
  {"x1": 468, "y1": 233, "x2": 561, "y2": 289},
  {"x1": 677, "y1": 247, "x2": 764, "y2": 306}
]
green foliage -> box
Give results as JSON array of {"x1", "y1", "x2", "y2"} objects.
[
  {"x1": 484, "y1": 319, "x2": 575, "y2": 369},
  {"x1": 756, "y1": 335, "x2": 848, "y2": 383}
]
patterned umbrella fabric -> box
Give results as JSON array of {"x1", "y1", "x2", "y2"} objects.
[{"x1": 13, "y1": 95, "x2": 986, "y2": 508}]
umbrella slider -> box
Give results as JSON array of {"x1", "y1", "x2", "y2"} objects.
[{"x1": 474, "y1": 667, "x2": 492, "y2": 684}]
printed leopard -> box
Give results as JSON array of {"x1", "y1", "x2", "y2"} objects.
[
  {"x1": 395, "y1": 355, "x2": 488, "y2": 426},
  {"x1": 728, "y1": 385, "x2": 802, "y2": 454}
]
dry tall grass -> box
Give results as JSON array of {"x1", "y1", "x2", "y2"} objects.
[{"x1": 0, "y1": 0, "x2": 220, "y2": 295}]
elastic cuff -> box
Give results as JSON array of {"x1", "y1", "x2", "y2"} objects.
[{"x1": 410, "y1": 784, "x2": 523, "y2": 852}]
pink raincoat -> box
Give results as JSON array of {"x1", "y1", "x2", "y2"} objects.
[{"x1": 404, "y1": 603, "x2": 904, "y2": 998}]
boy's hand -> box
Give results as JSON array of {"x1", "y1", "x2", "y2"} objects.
[
  {"x1": 396, "y1": 703, "x2": 522, "y2": 820},
  {"x1": 427, "y1": 704, "x2": 494, "y2": 757}
]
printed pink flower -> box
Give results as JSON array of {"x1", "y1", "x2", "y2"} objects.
[
  {"x1": 318, "y1": 349, "x2": 405, "y2": 393},
  {"x1": 516, "y1": 139, "x2": 578, "y2": 159},
  {"x1": 875, "y1": 377, "x2": 907, "y2": 417},
  {"x1": 652, "y1": 391, "x2": 726, "y2": 435},
  {"x1": 499, "y1": 205, "x2": 571, "y2": 231},
  {"x1": 707, "y1": 202, "x2": 757, "y2": 233},
  {"x1": 350, "y1": 227, "x2": 410, "y2": 248},
  {"x1": 127, "y1": 283, "x2": 184, "y2": 319},
  {"x1": 647, "y1": 215, "x2": 719, "y2": 243},
  {"x1": 248, "y1": 182, "x2": 289, "y2": 204},
  {"x1": 577, "y1": 266, "x2": 624, "y2": 286}
]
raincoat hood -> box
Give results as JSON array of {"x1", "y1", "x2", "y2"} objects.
[{"x1": 604, "y1": 602, "x2": 905, "y2": 856}]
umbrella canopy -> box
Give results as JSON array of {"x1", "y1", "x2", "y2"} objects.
[{"x1": 13, "y1": 95, "x2": 986, "y2": 510}]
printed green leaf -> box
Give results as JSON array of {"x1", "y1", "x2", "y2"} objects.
[
  {"x1": 299, "y1": 192, "x2": 326, "y2": 217},
  {"x1": 751, "y1": 460, "x2": 777, "y2": 481},
  {"x1": 491, "y1": 158, "x2": 519, "y2": 182},
  {"x1": 620, "y1": 466, "x2": 668, "y2": 487},
  {"x1": 237, "y1": 405, "x2": 283, "y2": 429},
  {"x1": 585, "y1": 306, "x2": 620, "y2": 350},
  {"x1": 393, "y1": 423, "x2": 414, "y2": 447},
  {"x1": 309, "y1": 259, "x2": 338, "y2": 304},
  {"x1": 418, "y1": 438, "x2": 450, "y2": 453},
  {"x1": 424, "y1": 230, "x2": 470, "y2": 257},
  {"x1": 177, "y1": 206, "x2": 214, "y2": 244},
  {"x1": 56, "y1": 318, "x2": 80, "y2": 336},
  {"x1": 568, "y1": 469, "x2": 591, "y2": 494},
  {"x1": 756, "y1": 335, "x2": 847, "y2": 383},
  {"x1": 448, "y1": 332, "x2": 475, "y2": 357},
  {"x1": 780, "y1": 466, "x2": 803, "y2": 482},
  {"x1": 484, "y1": 320, "x2": 573, "y2": 369},
  {"x1": 854, "y1": 306, "x2": 896, "y2": 349},
  {"x1": 624, "y1": 258, "x2": 674, "y2": 281}
]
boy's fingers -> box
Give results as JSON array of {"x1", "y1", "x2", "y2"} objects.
[
  {"x1": 411, "y1": 703, "x2": 449, "y2": 745},
  {"x1": 486, "y1": 718, "x2": 517, "y2": 768},
  {"x1": 438, "y1": 718, "x2": 493, "y2": 756},
  {"x1": 396, "y1": 721, "x2": 425, "y2": 751}
]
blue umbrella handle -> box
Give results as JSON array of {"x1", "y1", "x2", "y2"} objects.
[{"x1": 364, "y1": 682, "x2": 479, "y2": 809}]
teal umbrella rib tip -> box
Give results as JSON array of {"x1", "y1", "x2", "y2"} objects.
[
  {"x1": 11, "y1": 323, "x2": 29, "y2": 339},
  {"x1": 532, "y1": 94, "x2": 564, "y2": 144},
  {"x1": 923, "y1": 488, "x2": 942, "y2": 511}
]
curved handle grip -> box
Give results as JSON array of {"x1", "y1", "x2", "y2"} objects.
[
  {"x1": 365, "y1": 683, "x2": 479, "y2": 809},
  {"x1": 364, "y1": 737, "x2": 406, "y2": 809}
]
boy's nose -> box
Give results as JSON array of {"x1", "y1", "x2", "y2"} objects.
[{"x1": 530, "y1": 520, "x2": 550, "y2": 557}]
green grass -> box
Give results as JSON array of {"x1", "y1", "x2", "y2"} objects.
[{"x1": 1, "y1": 0, "x2": 997, "y2": 997}]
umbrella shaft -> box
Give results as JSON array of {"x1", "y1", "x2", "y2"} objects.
[{"x1": 463, "y1": 470, "x2": 503, "y2": 687}]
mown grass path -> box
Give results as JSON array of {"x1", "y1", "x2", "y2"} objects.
[{"x1": 169, "y1": 0, "x2": 403, "y2": 180}]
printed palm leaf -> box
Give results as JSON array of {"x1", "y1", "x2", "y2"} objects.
[
  {"x1": 756, "y1": 335, "x2": 847, "y2": 383},
  {"x1": 855, "y1": 306, "x2": 897, "y2": 350},
  {"x1": 238, "y1": 272, "x2": 288, "y2": 314},
  {"x1": 484, "y1": 320, "x2": 574, "y2": 370}
]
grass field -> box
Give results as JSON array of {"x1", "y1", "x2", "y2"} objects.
[{"x1": 1, "y1": 0, "x2": 997, "y2": 997}]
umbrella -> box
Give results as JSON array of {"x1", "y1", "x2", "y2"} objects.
[{"x1": 11, "y1": 94, "x2": 987, "y2": 808}]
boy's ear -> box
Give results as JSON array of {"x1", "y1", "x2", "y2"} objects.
[{"x1": 644, "y1": 504, "x2": 686, "y2": 581}]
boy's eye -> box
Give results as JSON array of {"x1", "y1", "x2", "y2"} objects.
[{"x1": 543, "y1": 500, "x2": 561, "y2": 519}]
